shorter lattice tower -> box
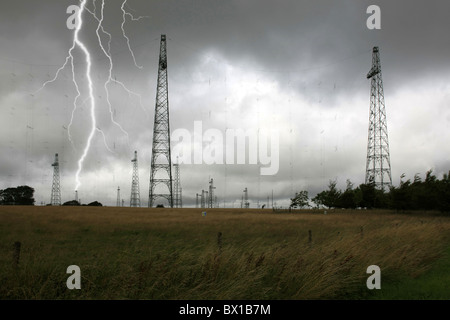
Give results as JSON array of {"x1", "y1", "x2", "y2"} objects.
[
  {"x1": 201, "y1": 190, "x2": 207, "y2": 208},
  {"x1": 50, "y1": 153, "x2": 61, "y2": 206},
  {"x1": 130, "y1": 151, "x2": 141, "y2": 207},
  {"x1": 116, "y1": 187, "x2": 121, "y2": 207},
  {"x1": 173, "y1": 157, "x2": 182, "y2": 208},
  {"x1": 208, "y1": 178, "x2": 216, "y2": 208},
  {"x1": 243, "y1": 188, "x2": 249, "y2": 208}
]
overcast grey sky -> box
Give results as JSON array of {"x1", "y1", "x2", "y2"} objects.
[{"x1": 1, "y1": 0, "x2": 449, "y2": 207}]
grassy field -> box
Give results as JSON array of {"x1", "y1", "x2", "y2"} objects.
[{"x1": 0, "y1": 206, "x2": 449, "y2": 299}]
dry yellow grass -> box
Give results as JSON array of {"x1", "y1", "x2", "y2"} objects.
[{"x1": 0, "y1": 206, "x2": 449, "y2": 299}]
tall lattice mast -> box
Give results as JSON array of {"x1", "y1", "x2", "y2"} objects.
[
  {"x1": 365, "y1": 46, "x2": 392, "y2": 191},
  {"x1": 130, "y1": 151, "x2": 141, "y2": 207},
  {"x1": 173, "y1": 157, "x2": 182, "y2": 208},
  {"x1": 50, "y1": 153, "x2": 61, "y2": 206},
  {"x1": 149, "y1": 34, "x2": 173, "y2": 208}
]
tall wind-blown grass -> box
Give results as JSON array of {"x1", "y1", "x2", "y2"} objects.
[{"x1": 0, "y1": 206, "x2": 448, "y2": 299}]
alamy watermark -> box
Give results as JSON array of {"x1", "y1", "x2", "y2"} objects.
[
  {"x1": 171, "y1": 121, "x2": 280, "y2": 176},
  {"x1": 66, "y1": 265, "x2": 81, "y2": 289},
  {"x1": 366, "y1": 265, "x2": 381, "y2": 289},
  {"x1": 366, "y1": 5, "x2": 381, "y2": 30}
]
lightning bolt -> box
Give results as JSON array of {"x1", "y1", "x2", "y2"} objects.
[
  {"x1": 35, "y1": 0, "x2": 97, "y2": 191},
  {"x1": 33, "y1": 36, "x2": 81, "y2": 152},
  {"x1": 121, "y1": 0, "x2": 148, "y2": 69},
  {"x1": 87, "y1": 0, "x2": 149, "y2": 142},
  {"x1": 73, "y1": 0, "x2": 96, "y2": 192},
  {"x1": 34, "y1": 0, "x2": 148, "y2": 193},
  {"x1": 93, "y1": 1, "x2": 130, "y2": 144},
  {"x1": 96, "y1": 127, "x2": 114, "y2": 153},
  {"x1": 32, "y1": 1, "x2": 91, "y2": 190}
]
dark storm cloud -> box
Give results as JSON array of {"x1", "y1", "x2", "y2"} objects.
[
  {"x1": 1, "y1": 0, "x2": 450, "y2": 206},
  {"x1": 131, "y1": 0, "x2": 450, "y2": 96},
  {"x1": 3, "y1": 1, "x2": 448, "y2": 103},
  {"x1": 4, "y1": 1, "x2": 450, "y2": 87}
]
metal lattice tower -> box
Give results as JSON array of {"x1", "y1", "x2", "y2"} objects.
[
  {"x1": 50, "y1": 153, "x2": 61, "y2": 206},
  {"x1": 365, "y1": 46, "x2": 392, "y2": 191},
  {"x1": 173, "y1": 158, "x2": 182, "y2": 208},
  {"x1": 196, "y1": 193, "x2": 200, "y2": 208},
  {"x1": 201, "y1": 190, "x2": 207, "y2": 208},
  {"x1": 243, "y1": 188, "x2": 249, "y2": 208},
  {"x1": 116, "y1": 186, "x2": 121, "y2": 207},
  {"x1": 130, "y1": 151, "x2": 141, "y2": 207},
  {"x1": 149, "y1": 34, "x2": 173, "y2": 208},
  {"x1": 208, "y1": 178, "x2": 216, "y2": 208}
]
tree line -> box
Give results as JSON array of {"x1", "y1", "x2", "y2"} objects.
[
  {"x1": 0, "y1": 186, "x2": 35, "y2": 205},
  {"x1": 0, "y1": 186, "x2": 103, "y2": 206},
  {"x1": 290, "y1": 170, "x2": 450, "y2": 213}
]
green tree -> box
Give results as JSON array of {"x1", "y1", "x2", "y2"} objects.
[
  {"x1": 437, "y1": 171, "x2": 450, "y2": 213},
  {"x1": 290, "y1": 190, "x2": 309, "y2": 208},
  {"x1": 312, "y1": 180, "x2": 341, "y2": 208},
  {"x1": 358, "y1": 180, "x2": 376, "y2": 209},
  {"x1": 336, "y1": 181, "x2": 356, "y2": 209},
  {"x1": 63, "y1": 200, "x2": 80, "y2": 206},
  {"x1": 0, "y1": 186, "x2": 35, "y2": 205},
  {"x1": 0, "y1": 188, "x2": 15, "y2": 204},
  {"x1": 390, "y1": 179, "x2": 412, "y2": 211}
]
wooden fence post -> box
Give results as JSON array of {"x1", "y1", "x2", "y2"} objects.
[
  {"x1": 217, "y1": 232, "x2": 222, "y2": 250},
  {"x1": 13, "y1": 241, "x2": 21, "y2": 267}
]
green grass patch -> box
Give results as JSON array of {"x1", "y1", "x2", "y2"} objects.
[{"x1": 368, "y1": 244, "x2": 450, "y2": 299}]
